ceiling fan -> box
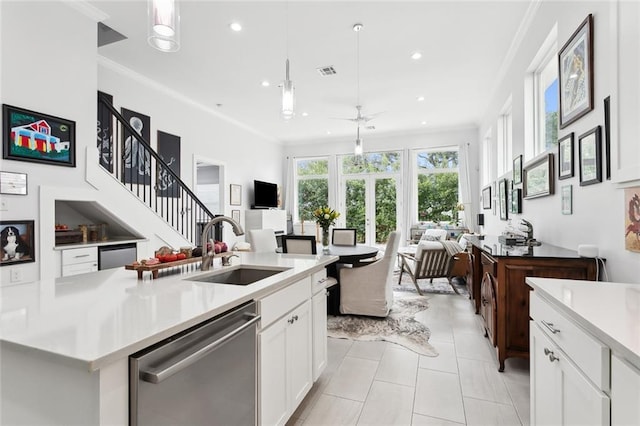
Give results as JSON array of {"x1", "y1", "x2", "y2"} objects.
[{"x1": 331, "y1": 105, "x2": 384, "y2": 127}]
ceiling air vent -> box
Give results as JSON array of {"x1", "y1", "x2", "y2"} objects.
[{"x1": 316, "y1": 66, "x2": 337, "y2": 76}]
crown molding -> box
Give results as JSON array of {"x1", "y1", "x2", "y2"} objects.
[
  {"x1": 484, "y1": 0, "x2": 542, "y2": 109},
  {"x1": 61, "y1": 0, "x2": 109, "y2": 22}
]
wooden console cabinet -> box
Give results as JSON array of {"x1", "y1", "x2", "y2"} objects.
[{"x1": 467, "y1": 236, "x2": 599, "y2": 371}]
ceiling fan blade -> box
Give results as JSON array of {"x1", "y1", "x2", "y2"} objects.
[
  {"x1": 329, "y1": 117, "x2": 359, "y2": 122},
  {"x1": 362, "y1": 111, "x2": 386, "y2": 122}
]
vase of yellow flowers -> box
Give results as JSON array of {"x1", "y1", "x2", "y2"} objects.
[{"x1": 312, "y1": 206, "x2": 340, "y2": 253}]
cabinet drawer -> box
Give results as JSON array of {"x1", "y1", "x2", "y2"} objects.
[
  {"x1": 530, "y1": 291, "x2": 610, "y2": 390},
  {"x1": 311, "y1": 269, "x2": 336, "y2": 295},
  {"x1": 480, "y1": 253, "x2": 496, "y2": 276},
  {"x1": 260, "y1": 277, "x2": 311, "y2": 329},
  {"x1": 62, "y1": 261, "x2": 98, "y2": 277},
  {"x1": 62, "y1": 247, "x2": 97, "y2": 266}
]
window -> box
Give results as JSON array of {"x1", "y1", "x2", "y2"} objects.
[
  {"x1": 481, "y1": 129, "x2": 492, "y2": 186},
  {"x1": 338, "y1": 152, "x2": 401, "y2": 244},
  {"x1": 497, "y1": 99, "x2": 513, "y2": 176},
  {"x1": 295, "y1": 157, "x2": 328, "y2": 222},
  {"x1": 527, "y1": 26, "x2": 559, "y2": 159},
  {"x1": 415, "y1": 149, "x2": 459, "y2": 223},
  {"x1": 535, "y1": 53, "x2": 559, "y2": 154}
]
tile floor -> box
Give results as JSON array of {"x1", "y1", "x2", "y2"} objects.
[{"x1": 287, "y1": 293, "x2": 530, "y2": 426}]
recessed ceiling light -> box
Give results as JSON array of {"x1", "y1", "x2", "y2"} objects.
[
  {"x1": 411, "y1": 52, "x2": 422, "y2": 60},
  {"x1": 417, "y1": 96, "x2": 425, "y2": 102},
  {"x1": 421, "y1": 121, "x2": 427, "y2": 125},
  {"x1": 302, "y1": 112, "x2": 309, "y2": 117},
  {"x1": 326, "y1": 130, "x2": 332, "y2": 135},
  {"x1": 261, "y1": 80, "x2": 270, "y2": 87},
  {"x1": 230, "y1": 22, "x2": 242, "y2": 32}
]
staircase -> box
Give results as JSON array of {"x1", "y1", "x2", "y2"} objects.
[{"x1": 97, "y1": 93, "x2": 214, "y2": 246}]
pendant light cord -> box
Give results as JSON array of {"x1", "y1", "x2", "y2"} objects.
[{"x1": 356, "y1": 26, "x2": 360, "y2": 106}]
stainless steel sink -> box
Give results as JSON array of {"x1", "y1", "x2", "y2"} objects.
[{"x1": 187, "y1": 266, "x2": 290, "y2": 285}]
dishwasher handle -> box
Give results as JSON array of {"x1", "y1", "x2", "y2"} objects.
[{"x1": 139, "y1": 313, "x2": 260, "y2": 384}]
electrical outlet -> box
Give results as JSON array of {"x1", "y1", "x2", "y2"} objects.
[{"x1": 10, "y1": 269, "x2": 23, "y2": 283}]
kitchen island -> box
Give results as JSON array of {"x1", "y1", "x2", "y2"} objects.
[
  {"x1": 527, "y1": 277, "x2": 640, "y2": 425},
  {"x1": 0, "y1": 252, "x2": 337, "y2": 425}
]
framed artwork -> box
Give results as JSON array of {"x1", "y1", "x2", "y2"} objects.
[
  {"x1": 482, "y1": 185, "x2": 492, "y2": 209},
  {"x1": 513, "y1": 155, "x2": 523, "y2": 185},
  {"x1": 232, "y1": 209, "x2": 241, "y2": 223},
  {"x1": 510, "y1": 188, "x2": 522, "y2": 214},
  {"x1": 624, "y1": 186, "x2": 640, "y2": 253},
  {"x1": 578, "y1": 126, "x2": 602, "y2": 186},
  {"x1": 559, "y1": 14, "x2": 594, "y2": 128},
  {"x1": 230, "y1": 184, "x2": 242, "y2": 206},
  {"x1": 558, "y1": 133, "x2": 574, "y2": 179},
  {"x1": 157, "y1": 130, "x2": 181, "y2": 198},
  {"x1": 97, "y1": 91, "x2": 114, "y2": 172},
  {"x1": 604, "y1": 96, "x2": 611, "y2": 180},
  {"x1": 561, "y1": 185, "x2": 573, "y2": 215},
  {"x1": 524, "y1": 153, "x2": 555, "y2": 199},
  {"x1": 0, "y1": 220, "x2": 35, "y2": 266},
  {"x1": 0, "y1": 171, "x2": 27, "y2": 195},
  {"x1": 2, "y1": 104, "x2": 76, "y2": 167},
  {"x1": 498, "y1": 178, "x2": 508, "y2": 221},
  {"x1": 121, "y1": 108, "x2": 151, "y2": 185}
]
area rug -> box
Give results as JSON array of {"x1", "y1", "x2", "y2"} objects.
[
  {"x1": 327, "y1": 293, "x2": 438, "y2": 357},
  {"x1": 392, "y1": 270, "x2": 469, "y2": 296}
]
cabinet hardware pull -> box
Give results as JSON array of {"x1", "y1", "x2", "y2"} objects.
[
  {"x1": 318, "y1": 277, "x2": 327, "y2": 283},
  {"x1": 543, "y1": 348, "x2": 560, "y2": 362},
  {"x1": 74, "y1": 254, "x2": 90, "y2": 258},
  {"x1": 541, "y1": 320, "x2": 560, "y2": 334}
]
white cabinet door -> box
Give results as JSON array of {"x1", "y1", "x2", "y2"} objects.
[
  {"x1": 259, "y1": 300, "x2": 312, "y2": 426},
  {"x1": 287, "y1": 300, "x2": 312, "y2": 411},
  {"x1": 312, "y1": 290, "x2": 328, "y2": 381},
  {"x1": 530, "y1": 323, "x2": 610, "y2": 426},
  {"x1": 611, "y1": 354, "x2": 640, "y2": 426},
  {"x1": 259, "y1": 317, "x2": 288, "y2": 426},
  {"x1": 530, "y1": 323, "x2": 561, "y2": 426}
]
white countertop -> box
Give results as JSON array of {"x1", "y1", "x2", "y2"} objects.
[
  {"x1": 527, "y1": 277, "x2": 640, "y2": 368},
  {"x1": 53, "y1": 237, "x2": 146, "y2": 250},
  {"x1": 0, "y1": 252, "x2": 337, "y2": 371}
]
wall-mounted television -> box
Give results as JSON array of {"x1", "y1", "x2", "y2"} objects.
[{"x1": 253, "y1": 180, "x2": 278, "y2": 209}]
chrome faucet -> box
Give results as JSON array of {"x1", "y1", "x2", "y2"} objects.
[
  {"x1": 521, "y1": 219, "x2": 534, "y2": 241},
  {"x1": 201, "y1": 216, "x2": 245, "y2": 271}
]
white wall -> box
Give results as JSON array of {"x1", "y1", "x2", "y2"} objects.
[
  {"x1": 477, "y1": 1, "x2": 640, "y2": 283},
  {"x1": 0, "y1": 1, "x2": 284, "y2": 284},
  {"x1": 0, "y1": 1, "x2": 98, "y2": 285}
]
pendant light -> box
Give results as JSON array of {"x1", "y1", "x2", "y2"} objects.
[
  {"x1": 148, "y1": 0, "x2": 180, "y2": 52},
  {"x1": 353, "y1": 23, "x2": 363, "y2": 158},
  {"x1": 281, "y1": 1, "x2": 295, "y2": 119}
]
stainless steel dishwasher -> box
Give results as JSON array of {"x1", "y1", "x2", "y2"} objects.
[{"x1": 129, "y1": 301, "x2": 260, "y2": 426}]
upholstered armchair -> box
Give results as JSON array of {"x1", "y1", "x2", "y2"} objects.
[
  {"x1": 397, "y1": 240, "x2": 463, "y2": 295},
  {"x1": 339, "y1": 231, "x2": 400, "y2": 317}
]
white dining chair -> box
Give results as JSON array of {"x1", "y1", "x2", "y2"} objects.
[
  {"x1": 332, "y1": 228, "x2": 357, "y2": 246},
  {"x1": 282, "y1": 235, "x2": 317, "y2": 254},
  {"x1": 248, "y1": 229, "x2": 277, "y2": 252}
]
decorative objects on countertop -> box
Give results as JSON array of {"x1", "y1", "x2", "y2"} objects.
[
  {"x1": 2, "y1": 104, "x2": 76, "y2": 167},
  {"x1": 126, "y1": 252, "x2": 233, "y2": 279}
]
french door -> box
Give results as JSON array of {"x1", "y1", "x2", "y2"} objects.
[{"x1": 340, "y1": 175, "x2": 399, "y2": 246}]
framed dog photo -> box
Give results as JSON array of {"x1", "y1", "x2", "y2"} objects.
[{"x1": 0, "y1": 220, "x2": 35, "y2": 266}]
